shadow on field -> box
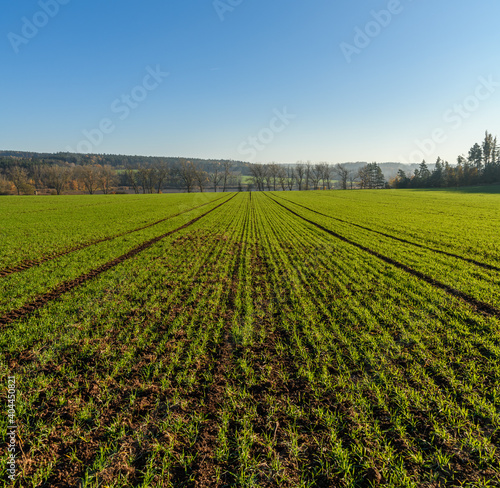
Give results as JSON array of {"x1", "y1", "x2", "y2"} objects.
[{"x1": 408, "y1": 185, "x2": 500, "y2": 194}]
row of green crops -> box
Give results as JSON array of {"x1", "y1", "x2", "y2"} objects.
[
  {"x1": 1, "y1": 193, "x2": 247, "y2": 486},
  {"x1": 270, "y1": 191, "x2": 500, "y2": 309},
  {"x1": 1, "y1": 190, "x2": 499, "y2": 487},
  {"x1": 0, "y1": 193, "x2": 224, "y2": 269},
  {"x1": 0, "y1": 194, "x2": 233, "y2": 316},
  {"x1": 274, "y1": 189, "x2": 500, "y2": 267}
]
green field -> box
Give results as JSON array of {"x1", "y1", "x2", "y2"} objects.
[{"x1": 1, "y1": 190, "x2": 500, "y2": 487}]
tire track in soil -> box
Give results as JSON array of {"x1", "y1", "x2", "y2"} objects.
[
  {"x1": 186, "y1": 201, "x2": 249, "y2": 488},
  {"x1": 255, "y1": 199, "x2": 488, "y2": 486},
  {"x1": 266, "y1": 193, "x2": 500, "y2": 320},
  {"x1": 273, "y1": 192, "x2": 500, "y2": 274},
  {"x1": 260, "y1": 202, "x2": 498, "y2": 484},
  {"x1": 4, "y1": 222, "x2": 237, "y2": 370},
  {"x1": 0, "y1": 194, "x2": 229, "y2": 278},
  {"x1": 14, "y1": 210, "x2": 241, "y2": 486},
  {"x1": 0, "y1": 195, "x2": 236, "y2": 327},
  {"x1": 265, "y1": 199, "x2": 487, "y2": 431}
]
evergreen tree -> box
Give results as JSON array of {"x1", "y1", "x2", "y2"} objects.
[
  {"x1": 468, "y1": 143, "x2": 483, "y2": 174},
  {"x1": 394, "y1": 169, "x2": 410, "y2": 188},
  {"x1": 418, "y1": 160, "x2": 431, "y2": 186},
  {"x1": 431, "y1": 157, "x2": 443, "y2": 187}
]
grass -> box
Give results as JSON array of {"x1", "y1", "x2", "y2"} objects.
[{"x1": 1, "y1": 189, "x2": 499, "y2": 487}]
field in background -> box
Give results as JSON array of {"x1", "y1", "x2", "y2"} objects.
[{"x1": 1, "y1": 190, "x2": 500, "y2": 487}]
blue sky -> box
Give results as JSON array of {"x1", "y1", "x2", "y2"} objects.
[{"x1": 1, "y1": 0, "x2": 500, "y2": 165}]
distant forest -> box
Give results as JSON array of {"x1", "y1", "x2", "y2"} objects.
[{"x1": 1, "y1": 132, "x2": 499, "y2": 194}]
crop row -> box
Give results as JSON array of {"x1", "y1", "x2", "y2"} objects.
[
  {"x1": 271, "y1": 192, "x2": 500, "y2": 311},
  {"x1": 0, "y1": 195, "x2": 233, "y2": 318},
  {"x1": 0, "y1": 193, "x2": 224, "y2": 270},
  {"x1": 247, "y1": 193, "x2": 500, "y2": 486},
  {"x1": 2, "y1": 191, "x2": 499, "y2": 487},
  {"x1": 1, "y1": 194, "x2": 247, "y2": 486}
]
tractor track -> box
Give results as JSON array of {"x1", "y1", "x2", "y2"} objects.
[
  {"x1": 260, "y1": 196, "x2": 500, "y2": 446},
  {"x1": 266, "y1": 194, "x2": 500, "y2": 320},
  {"x1": 36, "y1": 215, "x2": 241, "y2": 487},
  {"x1": 0, "y1": 194, "x2": 229, "y2": 278},
  {"x1": 272, "y1": 192, "x2": 500, "y2": 274},
  {"x1": 0, "y1": 195, "x2": 235, "y2": 327}
]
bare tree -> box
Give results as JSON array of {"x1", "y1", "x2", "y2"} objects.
[
  {"x1": 99, "y1": 165, "x2": 117, "y2": 194},
  {"x1": 222, "y1": 161, "x2": 233, "y2": 192},
  {"x1": 137, "y1": 166, "x2": 158, "y2": 193},
  {"x1": 358, "y1": 166, "x2": 369, "y2": 189},
  {"x1": 268, "y1": 163, "x2": 280, "y2": 191},
  {"x1": 323, "y1": 163, "x2": 333, "y2": 190},
  {"x1": 209, "y1": 162, "x2": 224, "y2": 192},
  {"x1": 237, "y1": 176, "x2": 243, "y2": 192},
  {"x1": 75, "y1": 165, "x2": 100, "y2": 194},
  {"x1": 335, "y1": 163, "x2": 350, "y2": 190},
  {"x1": 8, "y1": 166, "x2": 31, "y2": 195},
  {"x1": 137, "y1": 167, "x2": 149, "y2": 193},
  {"x1": 195, "y1": 167, "x2": 209, "y2": 192},
  {"x1": 287, "y1": 166, "x2": 295, "y2": 191},
  {"x1": 265, "y1": 166, "x2": 273, "y2": 191},
  {"x1": 44, "y1": 166, "x2": 70, "y2": 195},
  {"x1": 277, "y1": 166, "x2": 287, "y2": 191},
  {"x1": 249, "y1": 163, "x2": 267, "y2": 191},
  {"x1": 316, "y1": 163, "x2": 328, "y2": 189},
  {"x1": 177, "y1": 160, "x2": 197, "y2": 193},
  {"x1": 348, "y1": 171, "x2": 358, "y2": 189},
  {"x1": 31, "y1": 163, "x2": 45, "y2": 190},
  {"x1": 126, "y1": 168, "x2": 140, "y2": 194},
  {"x1": 295, "y1": 162, "x2": 305, "y2": 190},
  {"x1": 305, "y1": 161, "x2": 312, "y2": 190},
  {"x1": 311, "y1": 164, "x2": 323, "y2": 190},
  {"x1": 155, "y1": 164, "x2": 169, "y2": 193}
]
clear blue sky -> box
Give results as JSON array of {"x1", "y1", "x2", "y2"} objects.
[{"x1": 1, "y1": 0, "x2": 500, "y2": 165}]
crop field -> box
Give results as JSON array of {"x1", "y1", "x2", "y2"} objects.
[{"x1": 1, "y1": 189, "x2": 500, "y2": 487}]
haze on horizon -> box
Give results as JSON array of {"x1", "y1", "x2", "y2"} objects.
[{"x1": 1, "y1": 0, "x2": 499, "y2": 165}]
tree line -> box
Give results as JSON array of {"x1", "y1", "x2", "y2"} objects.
[
  {"x1": 3, "y1": 131, "x2": 500, "y2": 195},
  {"x1": 0, "y1": 159, "x2": 388, "y2": 195},
  {"x1": 393, "y1": 131, "x2": 500, "y2": 188},
  {"x1": 0, "y1": 151, "x2": 246, "y2": 172},
  {"x1": 0, "y1": 159, "x2": 243, "y2": 195},
  {"x1": 249, "y1": 162, "x2": 386, "y2": 191}
]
